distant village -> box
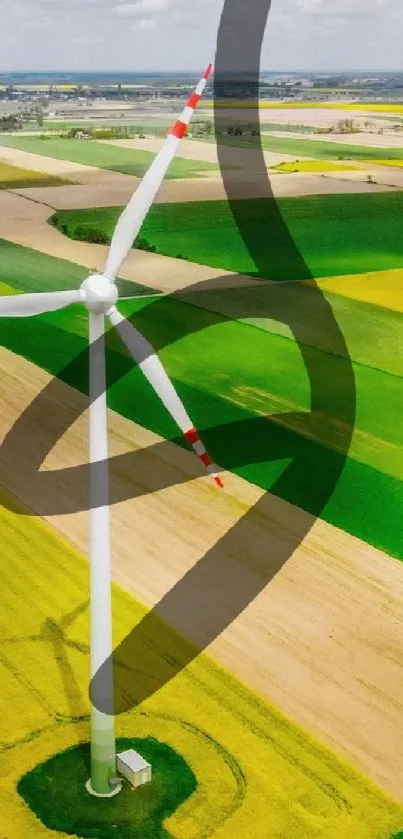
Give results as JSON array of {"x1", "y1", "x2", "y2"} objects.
[
  {"x1": 1, "y1": 70, "x2": 403, "y2": 136},
  {"x1": 2, "y1": 71, "x2": 403, "y2": 106}
]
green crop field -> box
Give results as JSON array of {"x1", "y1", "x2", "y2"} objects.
[
  {"x1": 206, "y1": 131, "x2": 403, "y2": 161},
  {"x1": 244, "y1": 122, "x2": 318, "y2": 133},
  {"x1": 52, "y1": 191, "x2": 403, "y2": 281},
  {"x1": 183, "y1": 280, "x2": 403, "y2": 378},
  {"x1": 0, "y1": 260, "x2": 402, "y2": 559},
  {"x1": 0, "y1": 237, "x2": 157, "y2": 300},
  {"x1": 0, "y1": 135, "x2": 218, "y2": 179},
  {"x1": 19, "y1": 736, "x2": 197, "y2": 838},
  {"x1": 42, "y1": 120, "x2": 170, "y2": 132},
  {"x1": 257, "y1": 134, "x2": 403, "y2": 161}
]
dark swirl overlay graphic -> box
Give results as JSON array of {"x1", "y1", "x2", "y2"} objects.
[{"x1": 0, "y1": 0, "x2": 356, "y2": 715}]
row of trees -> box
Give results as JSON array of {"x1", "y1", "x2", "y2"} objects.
[
  {"x1": 0, "y1": 115, "x2": 21, "y2": 131},
  {"x1": 321, "y1": 118, "x2": 388, "y2": 135},
  {"x1": 189, "y1": 120, "x2": 259, "y2": 138},
  {"x1": 56, "y1": 222, "x2": 187, "y2": 259},
  {"x1": 59, "y1": 224, "x2": 160, "y2": 254},
  {"x1": 222, "y1": 124, "x2": 259, "y2": 136},
  {"x1": 0, "y1": 106, "x2": 45, "y2": 132},
  {"x1": 0, "y1": 113, "x2": 259, "y2": 140},
  {"x1": 190, "y1": 119, "x2": 213, "y2": 137},
  {"x1": 321, "y1": 118, "x2": 362, "y2": 135},
  {"x1": 60, "y1": 126, "x2": 147, "y2": 140}
]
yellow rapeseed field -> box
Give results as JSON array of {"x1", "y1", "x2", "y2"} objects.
[
  {"x1": 270, "y1": 160, "x2": 358, "y2": 173},
  {"x1": 0, "y1": 162, "x2": 71, "y2": 189},
  {"x1": 15, "y1": 85, "x2": 50, "y2": 91},
  {"x1": 0, "y1": 491, "x2": 402, "y2": 838},
  {"x1": 366, "y1": 159, "x2": 403, "y2": 169},
  {"x1": 310, "y1": 268, "x2": 403, "y2": 313},
  {"x1": 203, "y1": 100, "x2": 403, "y2": 114}
]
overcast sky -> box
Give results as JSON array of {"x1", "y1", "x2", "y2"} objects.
[{"x1": 0, "y1": 0, "x2": 401, "y2": 72}]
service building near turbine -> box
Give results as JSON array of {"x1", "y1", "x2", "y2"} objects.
[{"x1": 117, "y1": 750, "x2": 152, "y2": 789}]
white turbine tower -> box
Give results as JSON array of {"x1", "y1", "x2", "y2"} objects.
[{"x1": 0, "y1": 64, "x2": 223, "y2": 798}]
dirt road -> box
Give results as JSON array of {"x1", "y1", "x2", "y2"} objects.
[
  {"x1": 209, "y1": 105, "x2": 398, "y2": 129},
  {"x1": 95, "y1": 136, "x2": 306, "y2": 167},
  {"x1": 12, "y1": 167, "x2": 394, "y2": 210},
  {"x1": 0, "y1": 190, "x2": 263, "y2": 293},
  {"x1": 0, "y1": 143, "x2": 105, "y2": 182},
  {"x1": 1, "y1": 137, "x2": 395, "y2": 209}
]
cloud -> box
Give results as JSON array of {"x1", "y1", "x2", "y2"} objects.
[
  {"x1": 131, "y1": 16, "x2": 156, "y2": 29},
  {"x1": 0, "y1": 0, "x2": 400, "y2": 71},
  {"x1": 113, "y1": 0, "x2": 168, "y2": 16},
  {"x1": 299, "y1": 0, "x2": 386, "y2": 16}
]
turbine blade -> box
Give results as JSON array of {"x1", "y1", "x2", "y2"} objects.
[
  {"x1": 0, "y1": 289, "x2": 84, "y2": 317},
  {"x1": 107, "y1": 306, "x2": 223, "y2": 488},
  {"x1": 104, "y1": 64, "x2": 213, "y2": 282}
]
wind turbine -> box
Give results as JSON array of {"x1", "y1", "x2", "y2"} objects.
[{"x1": 0, "y1": 64, "x2": 223, "y2": 798}]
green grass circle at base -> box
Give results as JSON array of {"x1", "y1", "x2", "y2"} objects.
[{"x1": 17, "y1": 737, "x2": 197, "y2": 838}]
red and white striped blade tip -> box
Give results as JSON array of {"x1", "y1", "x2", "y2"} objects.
[
  {"x1": 204, "y1": 64, "x2": 213, "y2": 79},
  {"x1": 185, "y1": 427, "x2": 224, "y2": 489}
]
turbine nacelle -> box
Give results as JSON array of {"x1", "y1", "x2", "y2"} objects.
[{"x1": 81, "y1": 274, "x2": 118, "y2": 314}]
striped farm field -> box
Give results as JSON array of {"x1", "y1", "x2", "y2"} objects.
[
  {"x1": 0, "y1": 236, "x2": 157, "y2": 300},
  {"x1": 0, "y1": 161, "x2": 72, "y2": 189},
  {"x1": 0, "y1": 261, "x2": 402, "y2": 559},
  {"x1": 183, "y1": 277, "x2": 403, "y2": 377},
  {"x1": 52, "y1": 192, "x2": 403, "y2": 281},
  {"x1": 206, "y1": 132, "x2": 403, "y2": 162},
  {"x1": 1, "y1": 494, "x2": 402, "y2": 838},
  {"x1": 0, "y1": 136, "x2": 218, "y2": 179}
]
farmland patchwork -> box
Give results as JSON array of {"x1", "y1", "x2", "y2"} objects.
[{"x1": 0, "y1": 126, "x2": 402, "y2": 839}]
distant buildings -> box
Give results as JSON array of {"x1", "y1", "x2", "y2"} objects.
[{"x1": 1, "y1": 72, "x2": 403, "y2": 113}]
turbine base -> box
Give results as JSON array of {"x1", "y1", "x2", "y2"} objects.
[{"x1": 85, "y1": 778, "x2": 123, "y2": 798}]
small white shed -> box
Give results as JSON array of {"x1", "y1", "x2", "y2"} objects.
[{"x1": 116, "y1": 749, "x2": 152, "y2": 789}]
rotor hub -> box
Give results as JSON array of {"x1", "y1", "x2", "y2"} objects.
[{"x1": 81, "y1": 274, "x2": 118, "y2": 314}]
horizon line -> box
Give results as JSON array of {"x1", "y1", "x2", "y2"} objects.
[{"x1": 1, "y1": 68, "x2": 403, "y2": 74}]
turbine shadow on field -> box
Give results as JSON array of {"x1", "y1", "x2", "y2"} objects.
[
  {"x1": 93, "y1": 0, "x2": 355, "y2": 714},
  {"x1": 0, "y1": 269, "x2": 355, "y2": 713},
  {"x1": 0, "y1": 280, "x2": 354, "y2": 517},
  {"x1": 0, "y1": 599, "x2": 89, "y2": 768},
  {"x1": 101, "y1": 492, "x2": 320, "y2": 714},
  {"x1": 0, "y1": 0, "x2": 356, "y2": 714}
]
